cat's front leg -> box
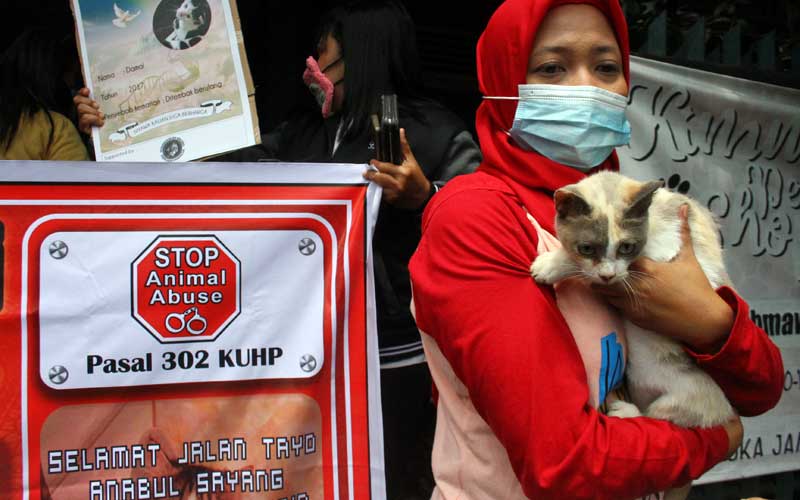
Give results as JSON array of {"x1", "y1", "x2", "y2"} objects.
[
  {"x1": 530, "y1": 249, "x2": 574, "y2": 285},
  {"x1": 606, "y1": 399, "x2": 642, "y2": 419}
]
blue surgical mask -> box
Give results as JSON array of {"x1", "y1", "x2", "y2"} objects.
[{"x1": 487, "y1": 84, "x2": 631, "y2": 171}]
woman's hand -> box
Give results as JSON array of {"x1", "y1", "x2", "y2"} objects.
[
  {"x1": 365, "y1": 128, "x2": 432, "y2": 209},
  {"x1": 73, "y1": 87, "x2": 105, "y2": 134},
  {"x1": 723, "y1": 415, "x2": 744, "y2": 457},
  {"x1": 592, "y1": 205, "x2": 734, "y2": 354}
]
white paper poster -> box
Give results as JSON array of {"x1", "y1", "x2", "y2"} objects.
[{"x1": 71, "y1": 0, "x2": 257, "y2": 162}]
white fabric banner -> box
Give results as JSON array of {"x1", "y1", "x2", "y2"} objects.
[{"x1": 619, "y1": 56, "x2": 800, "y2": 483}]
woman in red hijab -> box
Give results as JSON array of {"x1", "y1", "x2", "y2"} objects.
[{"x1": 408, "y1": 0, "x2": 783, "y2": 498}]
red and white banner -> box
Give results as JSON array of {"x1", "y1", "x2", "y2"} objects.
[{"x1": 0, "y1": 161, "x2": 384, "y2": 499}]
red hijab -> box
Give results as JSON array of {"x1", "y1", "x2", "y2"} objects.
[{"x1": 475, "y1": 0, "x2": 630, "y2": 232}]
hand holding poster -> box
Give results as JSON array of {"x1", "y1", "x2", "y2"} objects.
[
  {"x1": 0, "y1": 161, "x2": 384, "y2": 499},
  {"x1": 71, "y1": 0, "x2": 258, "y2": 162}
]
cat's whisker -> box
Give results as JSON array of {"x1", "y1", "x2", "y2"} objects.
[
  {"x1": 619, "y1": 277, "x2": 633, "y2": 307},
  {"x1": 621, "y1": 277, "x2": 643, "y2": 313},
  {"x1": 624, "y1": 272, "x2": 661, "y2": 295},
  {"x1": 549, "y1": 265, "x2": 586, "y2": 281},
  {"x1": 627, "y1": 270, "x2": 665, "y2": 288}
]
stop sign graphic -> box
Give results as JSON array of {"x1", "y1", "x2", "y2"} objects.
[{"x1": 132, "y1": 236, "x2": 241, "y2": 343}]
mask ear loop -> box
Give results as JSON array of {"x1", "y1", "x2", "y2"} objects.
[
  {"x1": 321, "y1": 57, "x2": 344, "y2": 87},
  {"x1": 320, "y1": 56, "x2": 343, "y2": 73},
  {"x1": 481, "y1": 96, "x2": 522, "y2": 137}
]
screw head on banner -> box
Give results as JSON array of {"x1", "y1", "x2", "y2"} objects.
[
  {"x1": 132, "y1": 235, "x2": 241, "y2": 343},
  {"x1": 49, "y1": 240, "x2": 69, "y2": 259},
  {"x1": 300, "y1": 354, "x2": 317, "y2": 373},
  {"x1": 298, "y1": 238, "x2": 316, "y2": 256},
  {"x1": 49, "y1": 365, "x2": 69, "y2": 384}
]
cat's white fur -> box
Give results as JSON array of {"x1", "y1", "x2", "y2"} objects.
[{"x1": 531, "y1": 170, "x2": 734, "y2": 426}]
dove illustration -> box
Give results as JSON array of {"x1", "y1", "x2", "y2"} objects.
[{"x1": 113, "y1": 3, "x2": 141, "y2": 28}]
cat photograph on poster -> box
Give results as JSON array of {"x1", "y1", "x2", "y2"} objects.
[{"x1": 153, "y1": 0, "x2": 212, "y2": 50}]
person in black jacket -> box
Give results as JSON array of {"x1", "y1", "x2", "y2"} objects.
[
  {"x1": 266, "y1": 5, "x2": 481, "y2": 498},
  {"x1": 73, "y1": 1, "x2": 480, "y2": 497}
]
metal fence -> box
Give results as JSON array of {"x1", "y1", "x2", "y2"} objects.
[
  {"x1": 625, "y1": 2, "x2": 799, "y2": 88},
  {"x1": 636, "y1": 12, "x2": 799, "y2": 70}
]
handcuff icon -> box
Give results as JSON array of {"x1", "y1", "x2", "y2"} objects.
[{"x1": 165, "y1": 307, "x2": 208, "y2": 335}]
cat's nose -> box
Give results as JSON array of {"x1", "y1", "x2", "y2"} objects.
[{"x1": 598, "y1": 273, "x2": 615, "y2": 283}]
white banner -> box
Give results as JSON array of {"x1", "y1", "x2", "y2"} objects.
[{"x1": 619, "y1": 56, "x2": 800, "y2": 483}]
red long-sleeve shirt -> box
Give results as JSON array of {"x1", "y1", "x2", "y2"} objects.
[{"x1": 408, "y1": 172, "x2": 784, "y2": 500}]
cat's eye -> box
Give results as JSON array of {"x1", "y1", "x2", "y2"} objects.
[
  {"x1": 577, "y1": 244, "x2": 595, "y2": 256},
  {"x1": 618, "y1": 242, "x2": 637, "y2": 256}
]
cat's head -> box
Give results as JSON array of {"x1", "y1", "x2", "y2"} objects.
[
  {"x1": 554, "y1": 172, "x2": 663, "y2": 284},
  {"x1": 177, "y1": 0, "x2": 196, "y2": 18}
]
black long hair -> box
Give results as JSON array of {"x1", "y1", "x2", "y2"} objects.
[
  {"x1": 0, "y1": 28, "x2": 71, "y2": 150},
  {"x1": 317, "y1": 0, "x2": 427, "y2": 141}
]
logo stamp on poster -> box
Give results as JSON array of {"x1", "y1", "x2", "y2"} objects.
[
  {"x1": 160, "y1": 137, "x2": 185, "y2": 161},
  {"x1": 132, "y1": 235, "x2": 240, "y2": 343}
]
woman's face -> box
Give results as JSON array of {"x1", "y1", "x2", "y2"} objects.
[
  {"x1": 317, "y1": 34, "x2": 346, "y2": 114},
  {"x1": 526, "y1": 4, "x2": 627, "y2": 96}
]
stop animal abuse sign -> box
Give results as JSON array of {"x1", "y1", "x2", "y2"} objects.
[{"x1": 132, "y1": 235, "x2": 241, "y2": 343}]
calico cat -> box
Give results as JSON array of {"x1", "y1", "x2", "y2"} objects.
[
  {"x1": 531, "y1": 171, "x2": 734, "y2": 499},
  {"x1": 165, "y1": 0, "x2": 211, "y2": 50}
]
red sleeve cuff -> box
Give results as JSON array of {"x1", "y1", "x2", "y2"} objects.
[
  {"x1": 698, "y1": 424, "x2": 731, "y2": 477},
  {"x1": 684, "y1": 286, "x2": 744, "y2": 363}
]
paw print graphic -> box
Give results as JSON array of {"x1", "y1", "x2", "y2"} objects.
[{"x1": 660, "y1": 174, "x2": 690, "y2": 194}]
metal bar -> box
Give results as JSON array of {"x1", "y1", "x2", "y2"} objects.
[
  {"x1": 722, "y1": 22, "x2": 742, "y2": 66},
  {"x1": 756, "y1": 31, "x2": 776, "y2": 70},
  {"x1": 643, "y1": 11, "x2": 667, "y2": 57},
  {"x1": 794, "y1": 44, "x2": 800, "y2": 74},
  {"x1": 675, "y1": 18, "x2": 705, "y2": 62}
]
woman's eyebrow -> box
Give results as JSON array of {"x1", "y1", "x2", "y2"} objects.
[
  {"x1": 591, "y1": 45, "x2": 619, "y2": 56},
  {"x1": 532, "y1": 44, "x2": 620, "y2": 57},
  {"x1": 533, "y1": 45, "x2": 572, "y2": 56}
]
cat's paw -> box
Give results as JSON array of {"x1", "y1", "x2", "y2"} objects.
[
  {"x1": 530, "y1": 252, "x2": 564, "y2": 284},
  {"x1": 606, "y1": 400, "x2": 642, "y2": 419}
]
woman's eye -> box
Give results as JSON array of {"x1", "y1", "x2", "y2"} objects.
[
  {"x1": 535, "y1": 63, "x2": 565, "y2": 75},
  {"x1": 618, "y1": 243, "x2": 636, "y2": 256},
  {"x1": 597, "y1": 62, "x2": 621, "y2": 74},
  {"x1": 577, "y1": 244, "x2": 595, "y2": 256}
]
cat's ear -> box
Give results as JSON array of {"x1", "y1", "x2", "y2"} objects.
[
  {"x1": 624, "y1": 180, "x2": 664, "y2": 219},
  {"x1": 555, "y1": 187, "x2": 591, "y2": 219}
]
